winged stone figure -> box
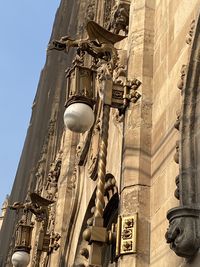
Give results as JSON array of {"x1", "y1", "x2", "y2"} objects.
[
  {"x1": 9, "y1": 192, "x2": 54, "y2": 221},
  {"x1": 48, "y1": 21, "x2": 126, "y2": 63}
]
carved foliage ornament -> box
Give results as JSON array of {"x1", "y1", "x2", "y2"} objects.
[
  {"x1": 186, "y1": 19, "x2": 196, "y2": 45},
  {"x1": 78, "y1": 0, "x2": 96, "y2": 35},
  {"x1": 165, "y1": 14, "x2": 200, "y2": 258},
  {"x1": 34, "y1": 116, "x2": 57, "y2": 195},
  {"x1": 103, "y1": 0, "x2": 116, "y2": 29}
]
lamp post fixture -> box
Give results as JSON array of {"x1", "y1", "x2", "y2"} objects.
[
  {"x1": 49, "y1": 20, "x2": 141, "y2": 266},
  {"x1": 11, "y1": 211, "x2": 33, "y2": 267},
  {"x1": 64, "y1": 63, "x2": 96, "y2": 133},
  {"x1": 9, "y1": 193, "x2": 54, "y2": 267}
]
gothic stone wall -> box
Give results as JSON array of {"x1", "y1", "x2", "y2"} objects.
[
  {"x1": 151, "y1": 1, "x2": 200, "y2": 267},
  {"x1": 1, "y1": 1, "x2": 200, "y2": 267}
]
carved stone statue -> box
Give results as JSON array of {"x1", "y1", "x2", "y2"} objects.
[
  {"x1": 108, "y1": 2, "x2": 130, "y2": 35},
  {"x1": 45, "y1": 157, "x2": 62, "y2": 200},
  {"x1": 35, "y1": 158, "x2": 46, "y2": 194}
]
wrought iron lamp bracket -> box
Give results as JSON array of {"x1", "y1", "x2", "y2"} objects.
[
  {"x1": 13, "y1": 211, "x2": 34, "y2": 253},
  {"x1": 49, "y1": 20, "x2": 141, "y2": 266},
  {"x1": 9, "y1": 193, "x2": 55, "y2": 254}
]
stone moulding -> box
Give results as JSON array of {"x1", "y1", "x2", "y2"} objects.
[{"x1": 166, "y1": 12, "x2": 200, "y2": 259}]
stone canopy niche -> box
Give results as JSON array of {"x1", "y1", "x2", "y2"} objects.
[{"x1": 165, "y1": 12, "x2": 200, "y2": 259}]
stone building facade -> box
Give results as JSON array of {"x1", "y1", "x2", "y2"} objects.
[
  {"x1": 0, "y1": 0, "x2": 200, "y2": 267},
  {"x1": 0, "y1": 196, "x2": 9, "y2": 231}
]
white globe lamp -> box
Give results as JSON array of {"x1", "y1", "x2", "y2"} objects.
[
  {"x1": 11, "y1": 251, "x2": 30, "y2": 267},
  {"x1": 64, "y1": 102, "x2": 95, "y2": 133}
]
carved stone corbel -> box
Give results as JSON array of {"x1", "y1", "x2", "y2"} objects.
[
  {"x1": 166, "y1": 14, "x2": 200, "y2": 259},
  {"x1": 166, "y1": 207, "x2": 200, "y2": 258}
]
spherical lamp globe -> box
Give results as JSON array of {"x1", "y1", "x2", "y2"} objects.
[
  {"x1": 64, "y1": 103, "x2": 94, "y2": 133},
  {"x1": 11, "y1": 251, "x2": 30, "y2": 267}
]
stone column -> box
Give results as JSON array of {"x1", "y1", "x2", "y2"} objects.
[{"x1": 119, "y1": 1, "x2": 155, "y2": 266}]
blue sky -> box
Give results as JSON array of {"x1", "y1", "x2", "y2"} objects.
[{"x1": 0, "y1": 1, "x2": 60, "y2": 207}]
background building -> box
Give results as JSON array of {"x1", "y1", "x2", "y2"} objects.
[{"x1": 0, "y1": 0, "x2": 200, "y2": 266}]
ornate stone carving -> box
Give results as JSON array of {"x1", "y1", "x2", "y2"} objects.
[
  {"x1": 87, "y1": 118, "x2": 101, "y2": 181},
  {"x1": 76, "y1": 141, "x2": 84, "y2": 162},
  {"x1": 4, "y1": 233, "x2": 15, "y2": 266},
  {"x1": 113, "y1": 64, "x2": 126, "y2": 83},
  {"x1": 96, "y1": 62, "x2": 114, "y2": 102},
  {"x1": 47, "y1": 118, "x2": 56, "y2": 138},
  {"x1": 112, "y1": 109, "x2": 124, "y2": 124},
  {"x1": 78, "y1": 1, "x2": 96, "y2": 35},
  {"x1": 112, "y1": 64, "x2": 141, "y2": 117},
  {"x1": 34, "y1": 116, "x2": 58, "y2": 195},
  {"x1": 45, "y1": 154, "x2": 62, "y2": 201},
  {"x1": 86, "y1": 2, "x2": 95, "y2": 21},
  {"x1": 177, "y1": 64, "x2": 187, "y2": 90},
  {"x1": 35, "y1": 158, "x2": 46, "y2": 194},
  {"x1": 80, "y1": 247, "x2": 89, "y2": 259},
  {"x1": 174, "y1": 110, "x2": 181, "y2": 131},
  {"x1": 0, "y1": 195, "x2": 9, "y2": 219},
  {"x1": 103, "y1": 0, "x2": 116, "y2": 29},
  {"x1": 174, "y1": 175, "x2": 180, "y2": 200},
  {"x1": 186, "y1": 19, "x2": 196, "y2": 45},
  {"x1": 166, "y1": 207, "x2": 200, "y2": 258},
  {"x1": 67, "y1": 166, "x2": 80, "y2": 190},
  {"x1": 166, "y1": 16, "x2": 200, "y2": 258},
  {"x1": 173, "y1": 140, "x2": 179, "y2": 164},
  {"x1": 108, "y1": 0, "x2": 130, "y2": 35}
]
